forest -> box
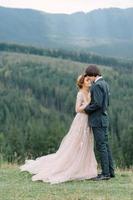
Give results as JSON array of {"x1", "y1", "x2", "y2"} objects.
[{"x1": 0, "y1": 44, "x2": 133, "y2": 168}]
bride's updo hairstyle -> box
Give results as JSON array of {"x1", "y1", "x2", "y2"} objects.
[{"x1": 77, "y1": 74, "x2": 85, "y2": 89}]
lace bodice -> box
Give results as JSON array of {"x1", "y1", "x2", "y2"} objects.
[{"x1": 75, "y1": 91, "x2": 91, "y2": 113}]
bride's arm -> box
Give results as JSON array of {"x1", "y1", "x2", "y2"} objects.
[{"x1": 75, "y1": 92, "x2": 90, "y2": 113}]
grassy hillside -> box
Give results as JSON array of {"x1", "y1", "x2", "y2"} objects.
[
  {"x1": 0, "y1": 164, "x2": 133, "y2": 200},
  {"x1": 0, "y1": 51, "x2": 132, "y2": 167}
]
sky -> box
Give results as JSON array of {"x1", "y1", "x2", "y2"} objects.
[{"x1": 0, "y1": 0, "x2": 133, "y2": 14}]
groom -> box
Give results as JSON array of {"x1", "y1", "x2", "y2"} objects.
[{"x1": 84, "y1": 64, "x2": 115, "y2": 181}]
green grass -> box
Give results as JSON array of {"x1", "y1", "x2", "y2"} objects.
[{"x1": 0, "y1": 164, "x2": 133, "y2": 200}]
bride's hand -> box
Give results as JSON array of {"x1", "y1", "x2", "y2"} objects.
[{"x1": 76, "y1": 102, "x2": 88, "y2": 113}]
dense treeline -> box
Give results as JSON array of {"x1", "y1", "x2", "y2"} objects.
[
  {"x1": 0, "y1": 43, "x2": 133, "y2": 71},
  {"x1": 0, "y1": 51, "x2": 132, "y2": 168}
]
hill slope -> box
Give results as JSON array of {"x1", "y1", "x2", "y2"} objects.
[{"x1": 0, "y1": 50, "x2": 132, "y2": 167}]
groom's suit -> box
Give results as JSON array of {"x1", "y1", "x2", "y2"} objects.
[{"x1": 84, "y1": 77, "x2": 114, "y2": 176}]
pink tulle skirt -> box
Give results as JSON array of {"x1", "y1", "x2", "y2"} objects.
[{"x1": 20, "y1": 113, "x2": 97, "y2": 184}]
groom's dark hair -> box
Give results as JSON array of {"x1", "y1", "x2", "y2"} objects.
[{"x1": 85, "y1": 64, "x2": 101, "y2": 77}]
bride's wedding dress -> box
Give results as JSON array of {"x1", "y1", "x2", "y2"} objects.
[{"x1": 20, "y1": 91, "x2": 97, "y2": 184}]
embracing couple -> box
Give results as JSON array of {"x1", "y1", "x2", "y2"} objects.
[{"x1": 20, "y1": 64, "x2": 115, "y2": 184}]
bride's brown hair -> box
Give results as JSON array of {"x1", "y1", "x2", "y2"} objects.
[{"x1": 76, "y1": 74, "x2": 85, "y2": 89}]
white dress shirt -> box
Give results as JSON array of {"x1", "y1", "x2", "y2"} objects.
[{"x1": 95, "y1": 76, "x2": 103, "y2": 83}]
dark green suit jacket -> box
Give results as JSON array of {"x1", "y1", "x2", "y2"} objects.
[{"x1": 84, "y1": 78, "x2": 110, "y2": 127}]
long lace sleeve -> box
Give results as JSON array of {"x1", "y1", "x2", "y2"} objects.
[
  {"x1": 75, "y1": 92, "x2": 86, "y2": 113},
  {"x1": 75, "y1": 91, "x2": 91, "y2": 113}
]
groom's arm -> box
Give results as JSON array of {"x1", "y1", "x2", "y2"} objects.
[{"x1": 84, "y1": 84, "x2": 104, "y2": 114}]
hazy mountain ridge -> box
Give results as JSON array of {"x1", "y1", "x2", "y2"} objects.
[{"x1": 0, "y1": 6, "x2": 133, "y2": 58}]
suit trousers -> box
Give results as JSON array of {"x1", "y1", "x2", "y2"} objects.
[{"x1": 92, "y1": 127, "x2": 114, "y2": 176}]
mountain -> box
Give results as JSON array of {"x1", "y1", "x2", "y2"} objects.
[{"x1": 0, "y1": 6, "x2": 133, "y2": 58}]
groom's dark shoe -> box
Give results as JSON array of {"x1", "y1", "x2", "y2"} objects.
[
  {"x1": 91, "y1": 174, "x2": 110, "y2": 181},
  {"x1": 98, "y1": 173, "x2": 115, "y2": 178},
  {"x1": 110, "y1": 173, "x2": 115, "y2": 178}
]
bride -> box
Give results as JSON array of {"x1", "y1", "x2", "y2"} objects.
[{"x1": 20, "y1": 74, "x2": 97, "y2": 184}]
